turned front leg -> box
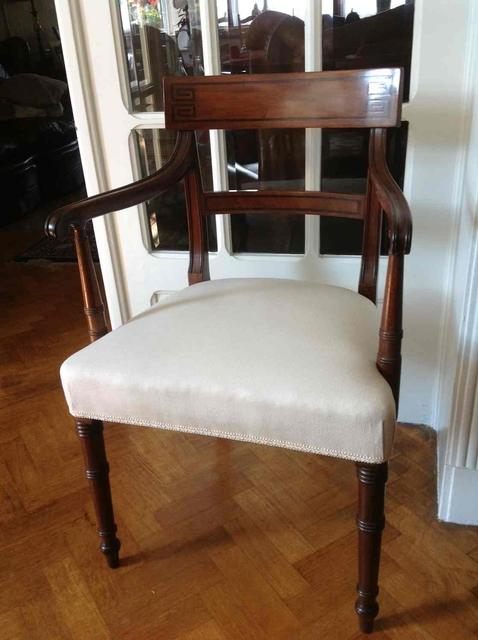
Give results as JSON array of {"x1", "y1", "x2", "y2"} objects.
[
  {"x1": 355, "y1": 462, "x2": 387, "y2": 634},
  {"x1": 76, "y1": 419, "x2": 121, "y2": 568}
]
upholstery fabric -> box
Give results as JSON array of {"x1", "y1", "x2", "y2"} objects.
[{"x1": 61, "y1": 278, "x2": 396, "y2": 463}]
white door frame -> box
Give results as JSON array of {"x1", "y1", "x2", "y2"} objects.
[{"x1": 55, "y1": 0, "x2": 478, "y2": 523}]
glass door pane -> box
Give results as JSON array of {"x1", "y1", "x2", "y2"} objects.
[
  {"x1": 118, "y1": 0, "x2": 414, "y2": 257},
  {"x1": 119, "y1": 0, "x2": 212, "y2": 253},
  {"x1": 320, "y1": 123, "x2": 408, "y2": 254},
  {"x1": 319, "y1": 0, "x2": 414, "y2": 254},
  {"x1": 215, "y1": 1, "x2": 307, "y2": 254},
  {"x1": 119, "y1": 0, "x2": 204, "y2": 111},
  {"x1": 216, "y1": 0, "x2": 413, "y2": 255},
  {"x1": 322, "y1": 0, "x2": 414, "y2": 100},
  {"x1": 133, "y1": 128, "x2": 217, "y2": 251}
]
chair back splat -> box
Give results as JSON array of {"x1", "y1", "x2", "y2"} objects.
[
  {"x1": 163, "y1": 68, "x2": 403, "y2": 130},
  {"x1": 163, "y1": 68, "x2": 408, "y2": 309}
]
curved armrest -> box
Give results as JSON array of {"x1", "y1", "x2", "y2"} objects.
[
  {"x1": 45, "y1": 131, "x2": 194, "y2": 239},
  {"x1": 369, "y1": 128, "x2": 412, "y2": 255}
]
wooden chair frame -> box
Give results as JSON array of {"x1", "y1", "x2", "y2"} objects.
[{"x1": 46, "y1": 69, "x2": 412, "y2": 634}]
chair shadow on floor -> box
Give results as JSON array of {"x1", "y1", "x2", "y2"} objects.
[
  {"x1": 377, "y1": 595, "x2": 474, "y2": 631},
  {"x1": 118, "y1": 526, "x2": 230, "y2": 568}
]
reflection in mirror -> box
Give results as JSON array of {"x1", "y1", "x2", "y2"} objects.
[
  {"x1": 133, "y1": 128, "x2": 217, "y2": 252},
  {"x1": 215, "y1": 1, "x2": 306, "y2": 254},
  {"x1": 119, "y1": 0, "x2": 204, "y2": 112},
  {"x1": 322, "y1": 0, "x2": 414, "y2": 100},
  {"x1": 319, "y1": 1, "x2": 413, "y2": 254},
  {"x1": 225, "y1": 127, "x2": 305, "y2": 254},
  {"x1": 320, "y1": 122, "x2": 408, "y2": 255},
  {"x1": 121, "y1": 0, "x2": 413, "y2": 255},
  {"x1": 213, "y1": 0, "x2": 413, "y2": 254}
]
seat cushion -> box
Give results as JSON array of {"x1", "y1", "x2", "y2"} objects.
[{"x1": 61, "y1": 278, "x2": 396, "y2": 463}]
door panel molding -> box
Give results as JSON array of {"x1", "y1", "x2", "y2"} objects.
[{"x1": 55, "y1": 0, "x2": 128, "y2": 326}]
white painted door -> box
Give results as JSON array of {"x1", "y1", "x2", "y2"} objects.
[{"x1": 55, "y1": 0, "x2": 474, "y2": 427}]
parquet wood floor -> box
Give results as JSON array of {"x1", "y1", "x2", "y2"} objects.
[{"x1": 1, "y1": 223, "x2": 478, "y2": 638}]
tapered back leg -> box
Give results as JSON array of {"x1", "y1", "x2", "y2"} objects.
[{"x1": 355, "y1": 462, "x2": 388, "y2": 634}]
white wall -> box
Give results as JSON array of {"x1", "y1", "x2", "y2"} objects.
[
  {"x1": 436, "y1": 2, "x2": 478, "y2": 524},
  {"x1": 395, "y1": 0, "x2": 474, "y2": 427}
]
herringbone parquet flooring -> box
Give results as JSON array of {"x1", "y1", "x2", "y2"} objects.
[{"x1": 1, "y1": 224, "x2": 478, "y2": 639}]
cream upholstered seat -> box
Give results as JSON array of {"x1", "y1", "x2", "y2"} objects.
[{"x1": 61, "y1": 277, "x2": 395, "y2": 464}]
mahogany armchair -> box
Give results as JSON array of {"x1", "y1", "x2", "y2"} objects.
[{"x1": 45, "y1": 68, "x2": 411, "y2": 634}]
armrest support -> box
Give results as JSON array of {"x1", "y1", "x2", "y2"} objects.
[
  {"x1": 377, "y1": 253, "x2": 404, "y2": 409},
  {"x1": 368, "y1": 129, "x2": 411, "y2": 409},
  {"x1": 45, "y1": 131, "x2": 194, "y2": 239},
  {"x1": 369, "y1": 128, "x2": 412, "y2": 256}
]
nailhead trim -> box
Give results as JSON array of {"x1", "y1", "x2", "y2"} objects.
[{"x1": 69, "y1": 410, "x2": 389, "y2": 463}]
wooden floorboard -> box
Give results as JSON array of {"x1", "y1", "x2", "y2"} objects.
[{"x1": 1, "y1": 225, "x2": 478, "y2": 638}]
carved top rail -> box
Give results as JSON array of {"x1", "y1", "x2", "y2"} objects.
[{"x1": 164, "y1": 68, "x2": 403, "y2": 130}]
